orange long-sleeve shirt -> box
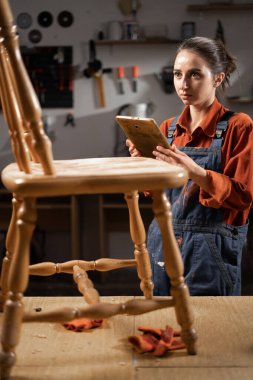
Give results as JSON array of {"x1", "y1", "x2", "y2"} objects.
[{"x1": 160, "y1": 98, "x2": 253, "y2": 226}]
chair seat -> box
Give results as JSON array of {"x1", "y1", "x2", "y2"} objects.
[{"x1": 1, "y1": 157, "x2": 187, "y2": 197}]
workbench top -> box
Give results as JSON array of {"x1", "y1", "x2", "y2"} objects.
[{"x1": 2, "y1": 296, "x2": 253, "y2": 379}]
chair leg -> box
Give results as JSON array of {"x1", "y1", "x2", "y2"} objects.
[
  {"x1": 0, "y1": 197, "x2": 36, "y2": 379},
  {"x1": 152, "y1": 190, "x2": 197, "y2": 355},
  {"x1": 124, "y1": 191, "x2": 154, "y2": 299},
  {"x1": 0, "y1": 195, "x2": 22, "y2": 311}
]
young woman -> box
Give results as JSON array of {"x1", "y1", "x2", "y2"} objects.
[{"x1": 127, "y1": 36, "x2": 253, "y2": 296}]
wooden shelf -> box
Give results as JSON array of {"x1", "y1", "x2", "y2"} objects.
[
  {"x1": 227, "y1": 96, "x2": 253, "y2": 104},
  {"x1": 187, "y1": 3, "x2": 253, "y2": 11},
  {"x1": 95, "y1": 38, "x2": 181, "y2": 46},
  {"x1": 97, "y1": 194, "x2": 153, "y2": 259},
  {"x1": 0, "y1": 191, "x2": 81, "y2": 260}
]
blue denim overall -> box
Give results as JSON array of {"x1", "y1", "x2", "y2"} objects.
[{"x1": 147, "y1": 113, "x2": 248, "y2": 296}]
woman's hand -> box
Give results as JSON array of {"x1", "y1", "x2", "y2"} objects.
[
  {"x1": 126, "y1": 139, "x2": 141, "y2": 157},
  {"x1": 153, "y1": 145, "x2": 210, "y2": 191}
]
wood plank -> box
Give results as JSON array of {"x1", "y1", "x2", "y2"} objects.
[
  {"x1": 136, "y1": 368, "x2": 253, "y2": 380},
  {"x1": 11, "y1": 296, "x2": 134, "y2": 379},
  {"x1": 133, "y1": 296, "x2": 253, "y2": 368},
  {"x1": 1, "y1": 296, "x2": 253, "y2": 379},
  {"x1": 13, "y1": 365, "x2": 133, "y2": 380}
]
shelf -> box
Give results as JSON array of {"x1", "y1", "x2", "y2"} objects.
[
  {"x1": 0, "y1": 191, "x2": 81, "y2": 259},
  {"x1": 100, "y1": 193, "x2": 152, "y2": 209},
  {"x1": 97, "y1": 194, "x2": 153, "y2": 258},
  {"x1": 227, "y1": 96, "x2": 253, "y2": 104},
  {"x1": 95, "y1": 38, "x2": 181, "y2": 46},
  {"x1": 187, "y1": 3, "x2": 253, "y2": 11}
]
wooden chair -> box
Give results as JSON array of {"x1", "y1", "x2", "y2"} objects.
[{"x1": 0, "y1": 0, "x2": 197, "y2": 378}]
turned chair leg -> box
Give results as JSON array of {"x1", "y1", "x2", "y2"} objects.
[
  {"x1": 152, "y1": 190, "x2": 197, "y2": 355},
  {"x1": 0, "y1": 197, "x2": 36, "y2": 379},
  {"x1": 0, "y1": 195, "x2": 21, "y2": 311},
  {"x1": 124, "y1": 191, "x2": 154, "y2": 299}
]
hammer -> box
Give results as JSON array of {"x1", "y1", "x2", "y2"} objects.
[{"x1": 84, "y1": 40, "x2": 111, "y2": 108}]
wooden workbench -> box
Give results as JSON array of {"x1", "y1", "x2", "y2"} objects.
[{"x1": 1, "y1": 296, "x2": 253, "y2": 379}]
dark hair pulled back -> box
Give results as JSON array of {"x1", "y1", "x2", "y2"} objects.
[{"x1": 176, "y1": 36, "x2": 237, "y2": 91}]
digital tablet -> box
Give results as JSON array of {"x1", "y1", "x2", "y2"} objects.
[{"x1": 115, "y1": 115, "x2": 171, "y2": 158}]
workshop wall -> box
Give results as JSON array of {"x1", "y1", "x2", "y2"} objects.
[{"x1": 0, "y1": 0, "x2": 253, "y2": 169}]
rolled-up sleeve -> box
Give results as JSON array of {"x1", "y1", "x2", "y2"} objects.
[{"x1": 199, "y1": 115, "x2": 253, "y2": 212}]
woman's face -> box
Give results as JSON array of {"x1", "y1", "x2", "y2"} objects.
[{"x1": 173, "y1": 49, "x2": 219, "y2": 108}]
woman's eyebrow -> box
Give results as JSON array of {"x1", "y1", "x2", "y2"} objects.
[
  {"x1": 189, "y1": 68, "x2": 202, "y2": 72},
  {"x1": 173, "y1": 68, "x2": 202, "y2": 73}
]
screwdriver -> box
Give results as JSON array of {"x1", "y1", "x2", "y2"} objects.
[
  {"x1": 117, "y1": 66, "x2": 125, "y2": 94},
  {"x1": 132, "y1": 65, "x2": 139, "y2": 92}
]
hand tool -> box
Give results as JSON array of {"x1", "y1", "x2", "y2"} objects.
[
  {"x1": 83, "y1": 40, "x2": 105, "y2": 107},
  {"x1": 132, "y1": 65, "x2": 139, "y2": 92},
  {"x1": 117, "y1": 66, "x2": 125, "y2": 94}
]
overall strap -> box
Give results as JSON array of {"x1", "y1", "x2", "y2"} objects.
[
  {"x1": 167, "y1": 111, "x2": 235, "y2": 145},
  {"x1": 214, "y1": 111, "x2": 235, "y2": 138},
  {"x1": 167, "y1": 116, "x2": 179, "y2": 144},
  {"x1": 211, "y1": 111, "x2": 235, "y2": 148}
]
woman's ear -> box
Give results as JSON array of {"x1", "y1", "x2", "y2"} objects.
[{"x1": 214, "y1": 72, "x2": 225, "y2": 88}]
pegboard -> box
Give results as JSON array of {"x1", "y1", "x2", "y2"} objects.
[{"x1": 21, "y1": 45, "x2": 73, "y2": 108}]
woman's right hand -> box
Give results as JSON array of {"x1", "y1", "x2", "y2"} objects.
[{"x1": 126, "y1": 139, "x2": 142, "y2": 157}]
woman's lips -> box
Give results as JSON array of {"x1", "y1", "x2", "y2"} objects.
[{"x1": 180, "y1": 93, "x2": 191, "y2": 100}]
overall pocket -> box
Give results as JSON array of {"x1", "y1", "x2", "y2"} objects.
[{"x1": 184, "y1": 232, "x2": 238, "y2": 295}]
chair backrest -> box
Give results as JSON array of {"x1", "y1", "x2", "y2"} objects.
[{"x1": 0, "y1": 0, "x2": 55, "y2": 175}]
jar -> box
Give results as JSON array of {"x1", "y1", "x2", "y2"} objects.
[
  {"x1": 123, "y1": 20, "x2": 140, "y2": 40},
  {"x1": 107, "y1": 21, "x2": 123, "y2": 40},
  {"x1": 181, "y1": 22, "x2": 195, "y2": 40}
]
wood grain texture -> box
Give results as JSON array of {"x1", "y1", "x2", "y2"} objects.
[
  {"x1": 136, "y1": 368, "x2": 253, "y2": 380},
  {"x1": 0, "y1": 296, "x2": 251, "y2": 379}
]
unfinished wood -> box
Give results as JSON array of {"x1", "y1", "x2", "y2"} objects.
[
  {"x1": 133, "y1": 296, "x2": 253, "y2": 368},
  {"x1": 1, "y1": 158, "x2": 187, "y2": 197},
  {"x1": 0, "y1": 296, "x2": 251, "y2": 379},
  {"x1": 13, "y1": 297, "x2": 134, "y2": 380},
  {"x1": 13, "y1": 366, "x2": 134, "y2": 380},
  {"x1": 136, "y1": 368, "x2": 253, "y2": 380}
]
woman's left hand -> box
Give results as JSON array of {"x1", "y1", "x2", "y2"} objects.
[{"x1": 153, "y1": 145, "x2": 210, "y2": 190}]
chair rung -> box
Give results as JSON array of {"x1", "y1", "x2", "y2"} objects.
[
  {"x1": 73, "y1": 265, "x2": 100, "y2": 304},
  {"x1": 23, "y1": 298, "x2": 175, "y2": 323},
  {"x1": 29, "y1": 258, "x2": 137, "y2": 276}
]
